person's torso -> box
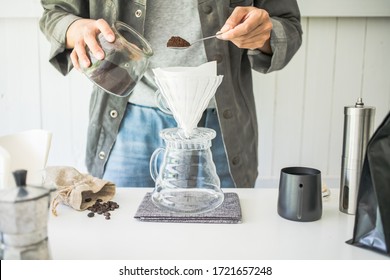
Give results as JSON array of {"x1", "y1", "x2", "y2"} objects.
[{"x1": 128, "y1": 0, "x2": 209, "y2": 107}]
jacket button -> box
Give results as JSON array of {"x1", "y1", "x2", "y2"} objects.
[
  {"x1": 223, "y1": 109, "x2": 233, "y2": 119},
  {"x1": 98, "y1": 151, "x2": 106, "y2": 160},
  {"x1": 202, "y1": 5, "x2": 212, "y2": 14},
  {"x1": 135, "y1": 9, "x2": 142, "y2": 17},
  {"x1": 109, "y1": 110, "x2": 118, "y2": 119},
  {"x1": 232, "y1": 156, "x2": 240, "y2": 165}
]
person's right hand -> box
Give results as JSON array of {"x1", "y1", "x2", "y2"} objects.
[{"x1": 66, "y1": 18, "x2": 115, "y2": 70}]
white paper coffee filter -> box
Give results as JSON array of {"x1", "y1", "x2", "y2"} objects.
[
  {"x1": 155, "y1": 76, "x2": 222, "y2": 136},
  {"x1": 153, "y1": 61, "x2": 217, "y2": 79},
  {"x1": 153, "y1": 61, "x2": 223, "y2": 137}
]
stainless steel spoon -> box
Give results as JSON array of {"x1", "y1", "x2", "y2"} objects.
[{"x1": 168, "y1": 31, "x2": 223, "y2": 50}]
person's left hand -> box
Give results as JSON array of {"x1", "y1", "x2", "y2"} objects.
[{"x1": 218, "y1": 6, "x2": 273, "y2": 54}]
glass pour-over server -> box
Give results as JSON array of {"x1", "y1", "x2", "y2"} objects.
[{"x1": 150, "y1": 62, "x2": 224, "y2": 214}]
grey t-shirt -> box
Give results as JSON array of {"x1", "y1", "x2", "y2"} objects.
[{"x1": 128, "y1": 0, "x2": 209, "y2": 107}]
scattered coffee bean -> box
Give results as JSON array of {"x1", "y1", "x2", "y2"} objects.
[{"x1": 85, "y1": 199, "x2": 119, "y2": 220}]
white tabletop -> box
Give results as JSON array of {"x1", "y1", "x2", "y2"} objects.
[{"x1": 48, "y1": 188, "x2": 388, "y2": 260}]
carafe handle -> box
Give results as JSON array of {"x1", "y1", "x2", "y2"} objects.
[{"x1": 149, "y1": 147, "x2": 165, "y2": 182}]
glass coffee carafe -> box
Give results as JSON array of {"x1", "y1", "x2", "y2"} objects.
[{"x1": 150, "y1": 127, "x2": 224, "y2": 214}]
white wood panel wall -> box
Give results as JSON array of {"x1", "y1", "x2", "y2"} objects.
[
  {"x1": 254, "y1": 17, "x2": 390, "y2": 187},
  {"x1": 1, "y1": 3, "x2": 390, "y2": 188}
]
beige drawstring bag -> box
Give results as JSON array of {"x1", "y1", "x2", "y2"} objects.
[{"x1": 44, "y1": 166, "x2": 116, "y2": 216}]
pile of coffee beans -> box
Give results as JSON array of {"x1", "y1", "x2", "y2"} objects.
[
  {"x1": 85, "y1": 198, "x2": 119, "y2": 220},
  {"x1": 167, "y1": 36, "x2": 190, "y2": 48}
]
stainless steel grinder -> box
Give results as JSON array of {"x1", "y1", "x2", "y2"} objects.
[{"x1": 339, "y1": 98, "x2": 375, "y2": 214}]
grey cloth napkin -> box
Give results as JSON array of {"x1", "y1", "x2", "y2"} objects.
[{"x1": 134, "y1": 192, "x2": 242, "y2": 224}]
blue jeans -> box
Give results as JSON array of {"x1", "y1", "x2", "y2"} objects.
[{"x1": 103, "y1": 103, "x2": 235, "y2": 188}]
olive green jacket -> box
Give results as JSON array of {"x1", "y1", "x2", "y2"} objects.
[{"x1": 39, "y1": 0, "x2": 302, "y2": 187}]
